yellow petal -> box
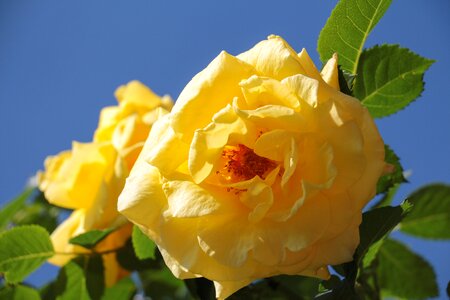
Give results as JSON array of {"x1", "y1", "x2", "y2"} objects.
[
  {"x1": 158, "y1": 217, "x2": 204, "y2": 271},
  {"x1": 111, "y1": 115, "x2": 149, "y2": 154},
  {"x1": 254, "y1": 129, "x2": 293, "y2": 162},
  {"x1": 233, "y1": 176, "x2": 274, "y2": 223},
  {"x1": 163, "y1": 180, "x2": 221, "y2": 218},
  {"x1": 94, "y1": 106, "x2": 121, "y2": 142},
  {"x1": 95, "y1": 81, "x2": 172, "y2": 144},
  {"x1": 239, "y1": 75, "x2": 300, "y2": 109},
  {"x1": 171, "y1": 51, "x2": 255, "y2": 142},
  {"x1": 279, "y1": 192, "x2": 331, "y2": 252},
  {"x1": 117, "y1": 160, "x2": 166, "y2": 239},
  {"x1": 254, "y1": 130, "x2": 301, "y2": 189},
  {"x1": 298, "y1": 136, "x2": 336, "y2": 189},
  {"x1": 39, "y1": 142, "x2": 116, "y2": 209},
  {"x1": 251, "y1": 222, "x2": 285, "y2": 266},
  {"x1": 155, "y1": 216, "x2": 259, "y2": 282},
  {"x1": 48, "y1": 210, "x2": 89, "y2": 266},
  {"x1": 274, "y1": 247, "x2": 315, "y2": 275},
  {"x1": 237, "y1": 35, "x2": 307, "y2": 80},
  {"x1": 115, "y1": 80, "x2": 165, "y2": 111},
  {"x1": 297, "y1": 48, "x2": 322, "y2": 81},
  {"x1": 189, "y1": 105, "x2": 249, "y2": 184},
  {"x1": 321, "y1": 53, "x2": 340, "y2": 90},
  {"x1": 97, "y1": 224, "x2": 132, "y2": 287},
  {"x1": 281, "y1": 74, "x2": 321, "y2": 107},
  {"x1": 214, "y1": 279, "x2": 253, "y2": 300},
  {"x1": 310, "y1": 222, "x2": 360, "y2": 268},
  {"x1": 197, "y1": 215, "x2": 255, "y2": 267},
  {"x1": 102, "y1": 253, "x2": 124, "y2": 287},
  {"x1": 297, "y1": 266, "x2": 331, "y2": 280},
  {"x1": 144, "y1": 114, "x2": 190, "y2": 176},
  {"x1": 233, "y1": 102, "x2": 307, "y2": 134}
]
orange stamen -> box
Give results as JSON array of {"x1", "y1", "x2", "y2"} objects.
[{"x1": 219, "y1": 144, "x2": 277, "y2": 182}]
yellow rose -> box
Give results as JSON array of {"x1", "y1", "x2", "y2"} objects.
[
  {"x1": 118, "y1": 36, "x2": 386, "y2": 299},
  {"x1": 38, "y1": 81, "x2": 173, "y2": 286}
]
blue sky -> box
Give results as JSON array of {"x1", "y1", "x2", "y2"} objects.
[{"x1": 1, "y1": 0, "x2": 449, "y2": 297}]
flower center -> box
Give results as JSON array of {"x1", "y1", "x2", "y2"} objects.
[{"x1": 218, "y1": 144, "x2": 277, "y2": 182}]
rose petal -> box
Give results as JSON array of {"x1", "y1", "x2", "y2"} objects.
[
  {"x1": 189, "y1": 105, "x2": 250, "y2": 184},
  {"x1": 233, "y1": 101, "x2": 307, "y2": 133},
  {"x1": 197, "y1": 215, "x2": 255, "y2": 267},
  {"x1": 320, "y1": 53, "x2": 340, "y2": 90},
  {"x1": 117, "y1": 160, "x2": 166, "y2": 240},
  {"x1": 115, "y1": 80, "x2": 166, "y2": 111},
  {"x1": 48, "y1": 210, "x2": 89, "y2": 266},
  {"x1": 298, "y1": 136, "x2": 336, "y2": 189},
  {"x1": 280, "y1": 192, "x2": 331, "y2": 251},
  {"x1": 281, "y1": 74, "x2": 321, "y2": 107},
  {"x1": 214, "y1": 279, "x2": 253, "y2": 300},
  {"x1": 297, "y1": 48, "x2": 322, "y2": 81},
  {"x1": 309, "y1": 221, "x2": 360, "y2": 268},
  {"x1": 163, "y1": 180, "x2": 221, "y2": 218},
  {"x1": 40, "y1": 142, "x2": 116, "y2": 210},
  {"x1": 172, "y1": 51, "x2": 255, "y2": 141},
  {"x1": 144, "y1": 114, "x2": 190, "y2": 176},
  {"x1": 237, "y1": 35, "x2": 307, "y2": 80},
  {"x1": 239, "y1": 75, "x2": 300, "y2": 109}
]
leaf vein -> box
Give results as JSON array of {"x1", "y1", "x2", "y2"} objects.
[
  {"x1": 0, "y1": 251, "x2": 53, "y2": 268},
  {"x1": 351, "y1": 0, "x2": 387, "y2": 74},
  {"x1": 355, "y1": 0, "x2": 372, "y2": 21}
]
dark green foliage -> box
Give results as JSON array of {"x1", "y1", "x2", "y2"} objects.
[
  {"x1": 376, "y1": 145, "x2": 407, "y2": 195},
  {"x1": 400, "y1": 184, "x2": 450, "y2": 239},
  {"x1": 69, "y1": 229, "x2": 115, "y2": 249},
  {"x1": 0, "y1": 225, "x2": 54, "y2": 283},
  {"x1": 377, "y1": 239, "x2": 438, "y2": 299},
  {"x1": 131, "y1": 225, "x2": 156, "y2": 260},
  {"x1": 318, "y1": 0, "x2": 393, "y2": 74},
  {"x1": 354, "y1": 45, "x2": 434, "y2": 118}
]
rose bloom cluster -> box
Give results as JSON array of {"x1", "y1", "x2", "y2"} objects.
[
  {"x1": 118, "y1": 35, "x2": 386, "y2": 298},
  {"x1": 38, "y1": 81, "x2": 173, "y2": 286},
  {"x1": 39, "y1": 35, "x2": 386, "y2": 299}
]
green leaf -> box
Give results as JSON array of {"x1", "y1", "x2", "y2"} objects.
[
  {"x1": 361, "y1": 238, "x2": 384, "y2": 268},
  {"x1": 227, "y1": 281, "x2": 284, "y2": 300},
  {"x1": 0, "y1": 188, "x2": 34, "y2": 230},
  {"x1": 318, "y1": 275, "x2": 341, "y2": 293},
  {"x1": 356, "y1": 203, "x2": 410, "y2": 262},
  {"x1": 116, "y1": 238, "x2": 156, "y2": 271},
  {"x1": 57, "y1": 256, "x2": 105, "y2": 300},
  {"x1": 69, "y1": 228, "x2": 114, "y2": 249},
  {"x1": 337, "y1": 67, "x2": 356, "y2": 96},
  {"x1": 354, "y1": 45, "x2": 434, "y2": 118},
  {"x1": 185, "y1": 277, "x2": 215, "y2": 300},
  {"x1": 314, "y1": 277, "x2": 358, "y2": 300},
  {"x1": 11, "y1": 191, "x2": 63, "y2": 233},
  {"x1": 318, "y1": 0, "x2": 392, "y2": 74},
  {"x1": 139, "y1": 267, "x2": 190, "y2": 300},
  {"x1": 40, "y1": 279, "x2": 62, "y2": 300},
  {"x1": 80, "y1": 256, "x2": 105, "y2": 300},
  {"x1": 132, "y1": 225, "x2": 156, "y2": 260},
  {"x1": 447, "y1": 280, "x2": 450, "y2": 299},
  {"x1": 101, "y1": 277, "x2": 136, "y2": 300},
  {"x1": 0, "y1": 225, "x2": 54, "y2": 283},
  {"x1": 270, "y1": 275, "x2": 320, "y2": 299},
  {"x1": 377, "y1": 238, "x2": 438, "y2": 299},
  {"x1": 229, "y1": 275, "x2": 320, "y2": 300},
  {"x1": 56, "y1": 259, "x2": 90, "y2": 300},
  {"x1": 400, "y1": 183, "x2": 450, "y2": 239},
  {"x1": 376, "y1": 145, "x2": 407, "y2": 195},
  {"x1": 371, "y1": 183, "x2": 400, "y2": 208},
  {"x1": 356, "y1": 202, "x2": 411, "y2": 267},
  {"x1": 0, "y1": 285, "x2": 41, "y2": 300}
]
